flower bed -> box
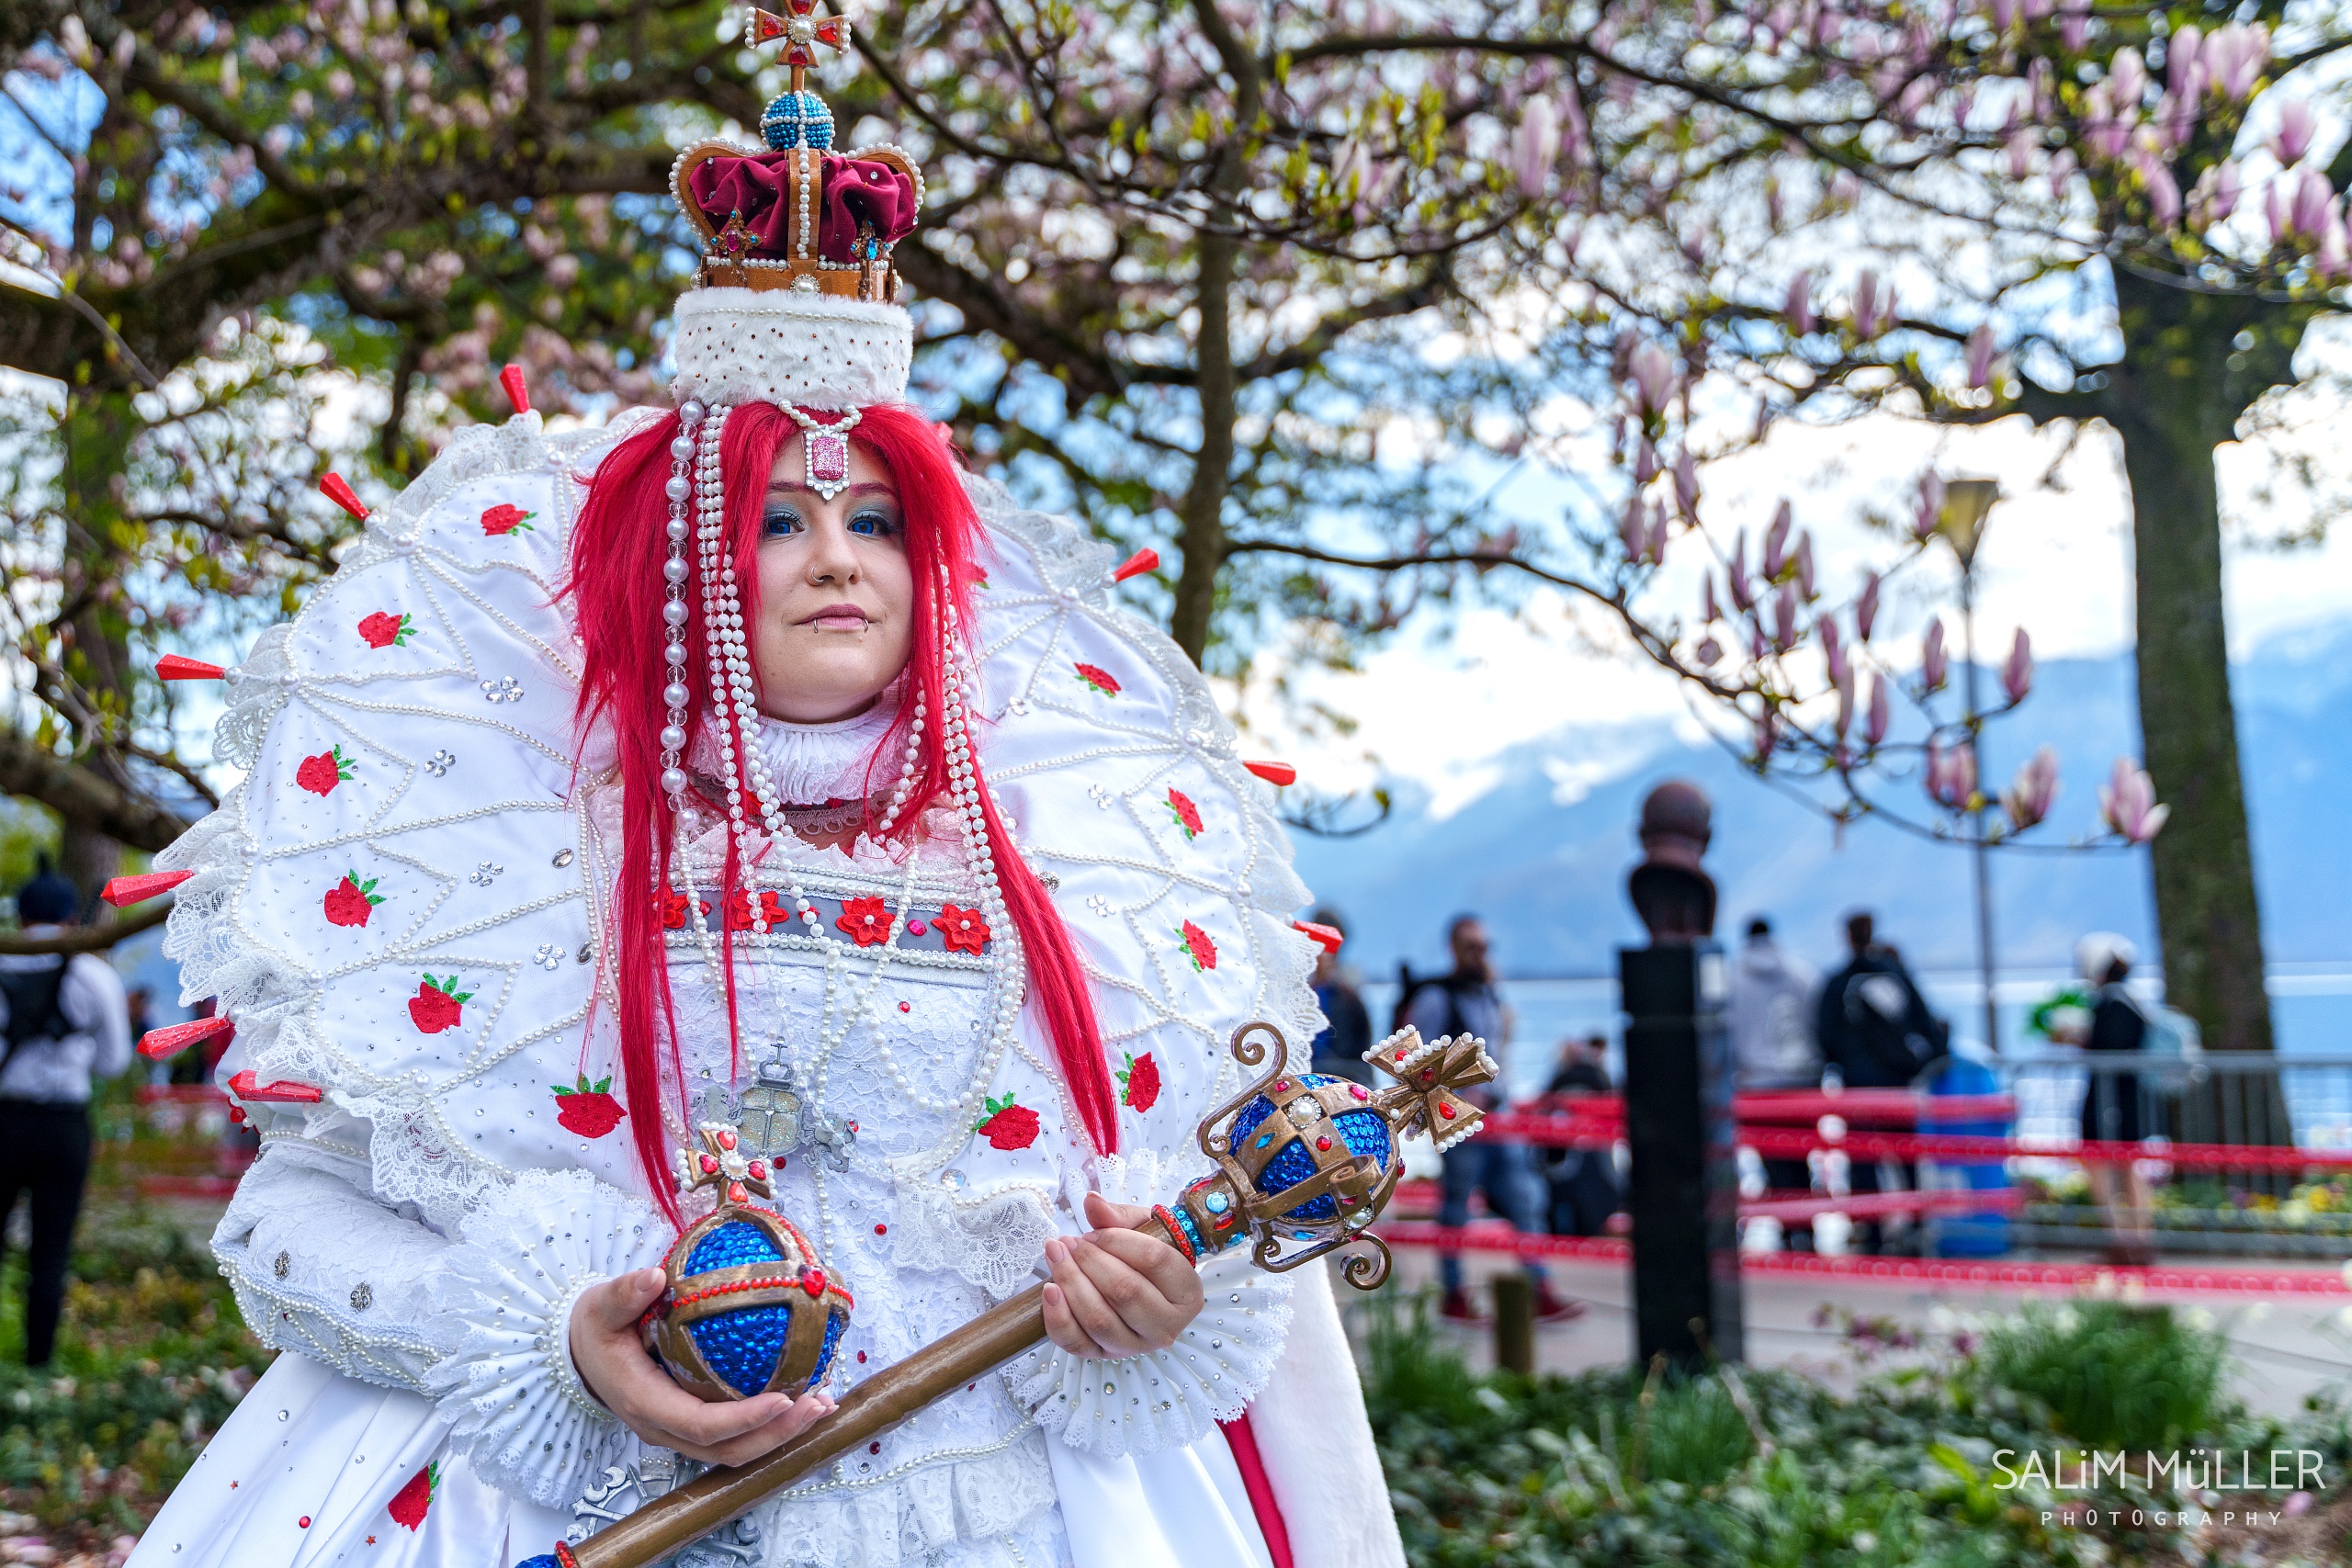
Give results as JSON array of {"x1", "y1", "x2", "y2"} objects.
[{"x1": 1363, "y1": 1296, "x2": 2352, "y2": 1566}]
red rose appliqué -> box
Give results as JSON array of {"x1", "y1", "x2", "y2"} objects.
[
  {"x1": 836, "y1": 895, "x2": 894, "y2": 947},
  {"x1": 937, "y1": 902, "x2": 989, "y2": 954},
  {"x1": 1074, "y1": 662, "x2": 1121, "y2": 696},
  {"x1": 1176, "y1": 920, "x2": 1217, "y2": 973},
  {"x1": 479, "y1": 502, "x2": 537, "y2": 536},
  {"x1": 322, "y1": 871, "x2": 384, "y2": 928},
  {"x1": 356, "y1": 611, "x2": 413, "y2": 649},
  {"x1": 408, "y1": 974, "x2": 471, "y2": 1034},
  {"x1": 1166, "y1": 788, "x2": 1204, "y2": 841},
  {"x1": 295, "y1": 745, "x2": 354, "y2": 796},
  {"x1": 387, "y1": 1461, "x2": 437, "y2": 1530},
  {"x1": 973, "y1": 1093, "x2": 1039, "y2": 1150},
  {"x1": 1119, "y1": 1051, "x2": 1160, "y2": 1113},
  {"x1": 553, "y1": 1073, "x2": 626, "y2": 1138}
]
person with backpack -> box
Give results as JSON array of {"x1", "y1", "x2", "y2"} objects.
[
  {"x1": 1402, "y1": 914, "x2": 1581, "y2": 1324},
  {"x1": 1813, "y1": 911, "x2": 1947, "y2": 1254},
  {"x1": 0, "y1": 864, "x2": 133, "y2": 1366},
  {"x1": 2075, "y1": 931, "x2": 2158, "y2": 1266}
]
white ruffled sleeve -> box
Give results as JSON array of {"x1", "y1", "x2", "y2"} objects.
[
  {"x1": 424, "y1": 1168, "x2": 673, "y2": 1508},
  {"x1": 1004, "y1": 1151, "x2": 1295, "y2": 1458},
  {"x1": 211, "y1": 1131, "x2": 460, "y2": 1392}
]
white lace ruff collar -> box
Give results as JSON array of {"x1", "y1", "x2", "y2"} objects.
[{"x1": 689, "y1": 692, "x2": 900, "y2": 807}]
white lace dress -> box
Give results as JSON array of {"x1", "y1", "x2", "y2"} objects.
[{"x1": 121, "y1": 411, "x2": 1403, "y2": 1568}]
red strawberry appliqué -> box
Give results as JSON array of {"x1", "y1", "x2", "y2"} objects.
[
  {"x1": 408, "y1": 974, "x2": 471, "y2": 1034},
  {"x1": 1176, "y1": 920, "x2": 1217, "y2": 974},
  {"x1": 553, "y1": 1073, "x2": 626, "y2": 1138},
  {"x1": 295, "y1": 745, "x2": 354, "y2": 796},
  {"x1": 356, "y1": 611, "x2": 414, "y2": 649},
  {"x1": 1166, "y1": 788, "x2": 1204, "y2": 841},
  {"x1": 387, "y1": 1462, "x2": 437, "y2": 1531},
  {"x1": 973, "y1": 1093, "x2": 1039, "y2": 1151},
  {"x1": 322, "y1": 871, "x2": 384, "y2": 928},
  {"x1": 479, "y1": 502, "x2": 537, "y2": 536},
  {"x1": 1119, "y1": 1051, "x2": 1160, "y2": 1113},
  {"x1": 1074, "y1": 661, "x2": 1121, "y2": 696}
]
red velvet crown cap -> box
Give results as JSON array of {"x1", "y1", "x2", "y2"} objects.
[{"x1": 686, "y1": 150, "x2": 920, "y2": 265}]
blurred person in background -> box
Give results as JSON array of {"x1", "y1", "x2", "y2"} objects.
[
  {"x1": 1, "y1": 863, "x2": 133, "y2": 1365},
  {"x1": 1815, "y1": 910, "x2": 1946, "y2": 1254},
  {"x1": 2075, "y1": 931, "x2": 2156, "y2": 1267},
  {"x1": 1542, "y1": 1034, "x2": 1621, "y2": 1237},
  {"x1": 1399, "y1": 914, "x2": 1580, "y2": 1323},
  {"x1": 1305, "y1": 906, "x2": 1373, "y2": 1087},
  {"x1": 1729, "y1": 917, "x2": 1820, "y2": 1243}
]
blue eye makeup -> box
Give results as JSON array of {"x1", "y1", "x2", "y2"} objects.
[
  {"x1": 762, "y1": 506, "x2": 805, "y2": 538},
  {"x1": 847, "y1": 509, "x2": 899, "y2": 538}
]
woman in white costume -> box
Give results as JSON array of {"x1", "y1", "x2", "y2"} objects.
[{"x1": 123, "y1": 31, "x2": 1402, "y2": 1568}]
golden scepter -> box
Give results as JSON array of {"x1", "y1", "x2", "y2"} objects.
[{"x1": 530, "y1": 1021, "x2": 1495, "y2": 1568}]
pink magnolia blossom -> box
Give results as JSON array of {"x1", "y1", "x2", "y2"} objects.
[
  {"x1": 2048, "y1": 147, "x2": 2078, "y2": 195},
  {"x1": 2143, "y1": 161, "x2": 2182, "y2": 227},
  {"x1": 1763, "y1": 500, "x2": 1792, "y2": 578},
  {"x1": 1914, "y1": 473, "x2": 1945, "y2": 541},
  {"x1": 1795, "y1": 533, "x2": 1816, "y2": 600},
  {"x1": 1630, "y1": 343, "x2": 1677, "y2": 414},
  {"x1": 1559, "y1": 92, "x2": 1590, "y2": 166},
  {"x1": 2324, "y1": 204, "x2": 2352, "y2": 280},
  {"x1": 2002, "y1": 746, "x2": 2061, "y2": 830},
  {"x1": 1922, "y1": 619, "x2": 1949, "y2": 690},
  {"x1": 1926, "y1": 737, "x2": 1977, "y2": 809},
  {"x1": 1851, "y1": 270, "x2": 1879, "y2": 339},
  {"x1": 1834, "y1": 666, "x2": 1857, "y2": 737},
  {"x1": 1695, "y1": 637, "x2": 1724, "y2": 666},
  {"x1": 2208, "y1": 24, "x2": 2269, "y2": 101},
  {"x1": 1511, "y1": 98, "x2": 1559, "y2": 197},
  {"x1": 1635, "y1": 436, "x2": 1660, "y2": 482},
  {"x1": 1857, "y1": 572, "x2": 1882, "y2": 640},
  {"x1": 1674, "y1": 447, "x2": 1700, "y2": 516},
  {"x1": 1619, "y1": 493, "x2": 1646, "y2": 561},
  {"x1": 2267, "y1": 177, "x2": 2291, "y2": 246},
  {"x1": 2109, "y1": 47, "x2": 2148, "y2": 107},
  {"x1": 1701, "y1": 573, "x2": 1719, "y2": 624},
  {"x1": 2292, "y1": 165, "x2": 2333, "y2": 237},
  {"x1": 1645, "y1": 503, "x2": 1672, "y2": 565},
  {"x1": 1965, "y1": 322, "x2": 1996, "y2": 389},
  {"x1": 1863, "y1": 675, "x2": 1892, "y2": 745},
  {"x1": 2271, "y1": 97, "x2": 2318, "y2": 166},
  {"x1": 1727, "y1": 530, "x2": 1754, "y2": 610},
  {"x1": 2099, "y1": 758, "x2": 2170, "y2": 842},
  {"x1": 1772, "y1": 581, "x2": 1798, "y2": 651},
  {"x1": 2004, "y1": 131, "x2": 2034, "y2": 181},
  {"x1": 2167, "y1": 24, "x2": 2203, "y2": 95},
  {"x1": 2002, "y1": 627, "x2": 2034, "y2": 703}
]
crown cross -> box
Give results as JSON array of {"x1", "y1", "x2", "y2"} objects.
[
  {"x1": 677, "y1": 1121, "x2": 776, "y2": 1208},
  {"x1": 748, "y1": 1, "x2": 852, "y2": 93}
]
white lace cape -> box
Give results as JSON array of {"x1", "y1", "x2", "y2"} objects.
[{"x1": 155, "y1": 408, "x2": 1329, "y2": 1550}]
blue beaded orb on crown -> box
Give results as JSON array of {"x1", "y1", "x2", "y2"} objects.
[
  {"x1": 1227, "y1": 1075, "x2": 1395, "y2": 1228},
  {"x1": 641, "y1": 1122, "x2": 853, "y2": 1403}
]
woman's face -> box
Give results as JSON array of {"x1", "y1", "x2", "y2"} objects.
[{"x1": 751, "y1": 433, "x2": 914, "y2": 724}]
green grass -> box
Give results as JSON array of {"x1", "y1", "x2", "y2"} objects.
[
  {"x1": 1973, "y1": 1301, "x2": 2227, "y2": 1453},
  {"x1": 0, "y1": 1202, "x2": 274, "y2": 1545}
]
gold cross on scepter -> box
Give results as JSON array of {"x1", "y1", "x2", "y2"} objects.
[
  {"x1": 745, "y1": 0, "x2": 853, "y2": 96},
  {"x1": 675, "y1": 1121, "x2": 776, "y2": 1209}
]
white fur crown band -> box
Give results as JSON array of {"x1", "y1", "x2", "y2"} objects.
[{"x1": 669, "y1": 287, "x2": 913, "y2": 412}]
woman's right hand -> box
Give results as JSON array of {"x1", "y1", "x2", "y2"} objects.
[{"x1": 569, "y1": 1267, "x2": 836, "y2": 1466}]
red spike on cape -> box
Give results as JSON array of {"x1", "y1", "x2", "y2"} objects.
[
  {"x1": 1112, "y1": 547, "x2": 1159, "y2": 583},
  {"x1": 500, "y1": 363, "x2": 531, "y2": 414},
  {"x1": 1243, "y1": 760, "x2": 1297, "y2": 786},
  {"x1": 319, "y1": 472, "x2": 368, "y2": 522},
  {"x1": 155, "y1": 655, "x2": 225, "y2": 682},
  {"x1": 138, "y1": 1016, "x2": 234, "y2": 1060},
  {"x1": 227, "y1": 1069, "x2": 324, "y2": 1103},
  {"x1": 102, "y1": 868, "x2": 194, "y2": 907},
  {"x1": 1293, "y1": 919, "x2": 1344, "y2": 955}
]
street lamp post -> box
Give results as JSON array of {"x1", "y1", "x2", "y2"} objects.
[{"x1": 1938, "y1": 478, "x2": 2002, "y2": 1059}]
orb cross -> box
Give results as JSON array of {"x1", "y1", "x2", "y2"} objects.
[
  {"x1": 746, "y1": 0, "x2": 852, "y2": 95},
  {"x1": 678, "y1": 1120, "x2": 775, "y2": 1208}
]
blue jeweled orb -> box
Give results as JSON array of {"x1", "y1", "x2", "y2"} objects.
[
  {"x1": 761, "y1": 88, "x2": 836, "y2": 152},
  {"x1": 1228, "y1": 1072, "x2": 1394, "y2": 1224},
  {"x1": 643, "y1": 1206, "x2": 854, "y2": 1403}
]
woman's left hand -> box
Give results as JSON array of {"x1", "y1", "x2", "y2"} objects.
[{"x1": 1040, "y1": 1191, "x2": 1206, "y2": 1358}]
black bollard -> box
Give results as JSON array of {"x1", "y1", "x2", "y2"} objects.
[{"x1": 1619, "y1": 781, "x2": 1745, "y2": 1371}]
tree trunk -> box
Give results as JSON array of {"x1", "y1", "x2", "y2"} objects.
[
  {"x1": 1169, "y1": 232, "x2": 1235, "y2": 667},
  {"x1": 2101, "y1": 275, "x2": 2278, "y2": 1069}
]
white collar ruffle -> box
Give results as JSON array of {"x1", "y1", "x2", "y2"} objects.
[{"x1": 689, "y1": 694, "x2": 899, "y2": 807}]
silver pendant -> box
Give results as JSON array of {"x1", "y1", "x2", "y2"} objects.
[{"x1": 710, "y1": 1046, "x2": 857, "y2": 1170}]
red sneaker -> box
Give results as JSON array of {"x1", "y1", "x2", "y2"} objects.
[
  {"x1": 1531, "y1": 1283, "x2": 1587, "y2": 1324},
  {"x1": 1438, "y1": 1288, "x2": 1487, "y2": 1324}
]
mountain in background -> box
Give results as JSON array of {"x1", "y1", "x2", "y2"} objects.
[{"x1": 1290, "y1": 617, "x2": 2352, "y2": 984}]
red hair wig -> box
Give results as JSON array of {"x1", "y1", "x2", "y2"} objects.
[{"x1": 568, "y1": 404, "x2": 1117, "y2": 1222}]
